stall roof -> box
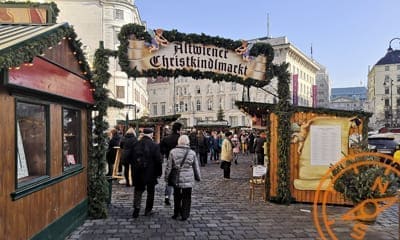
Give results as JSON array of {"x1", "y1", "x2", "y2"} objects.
[
  {"x1": 235, "y1": 101, "x2": 372, "y2": 118},
  {"x1": 0, "y1": 22, "x2": 92, "y2": 80},
  {"x1": 0, "y1": 23, "x2": 66, "y2": 52}
]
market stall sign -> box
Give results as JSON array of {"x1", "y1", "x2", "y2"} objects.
[
  {"x1": 128, "y1": 39, "x2": 267, "y2": 81},
  {"x1": 118, "y1": 24, "x2": 274, "y2": 87}
]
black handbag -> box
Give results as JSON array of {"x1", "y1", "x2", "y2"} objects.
[{"x1": 168, "y1": 149, "x2": 189, "y2": 187}]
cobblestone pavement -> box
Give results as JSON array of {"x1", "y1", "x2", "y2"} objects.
[{"x1": 66, "y1": 154, "x2": 399, "y2": 240}]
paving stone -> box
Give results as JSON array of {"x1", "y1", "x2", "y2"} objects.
[{"x1": 65, "y1": 154, "x2": 399, "y2": 240}]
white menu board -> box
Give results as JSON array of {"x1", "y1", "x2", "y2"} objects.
[
  {"x1": 17, "y1": 122, "x2": 29, "y2": 179},
  {"x1": 310, "y1": 125, "x2": 341, "y2": 166}
]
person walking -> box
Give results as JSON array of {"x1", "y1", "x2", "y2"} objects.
[
  {"x1": 231, "y1": 134, "x2": 240, "y2": 165},
  {"x1": 165, "y1": 135, "x2": 201, "y2": 221},
  {"x1": 254, "y1": 132, "x2": 266, "y2": 165},
  {"x1": 131, "y1": 128, "x2": 162, "y2": 218},
  {"x1": 160, "y1": 122, "x2": 183, "y2": 205},
  {"x1": 188, "y1": 128, "x2": 198, "y2": 152},
  {"x1": 220, "y1": 131, "x2": 233, "y2": 179},
  {"x1": 119, "y1": 127, "x2": 137, "y2": 187},
  {"x1": 197, "y1": 130, "x2": 208, "y2": 166},
  {"x1": 240, "y1": 133, "x2": 248, "y2": 154},
  {"x1": 106, "y1": 128, "x2": 121, "y2": 176}
]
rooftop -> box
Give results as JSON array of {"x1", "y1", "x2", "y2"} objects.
[{"x1": 376, "y1": 49, "x2": 400, "y2": 65}]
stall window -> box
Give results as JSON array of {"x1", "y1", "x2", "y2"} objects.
[
  {"x1": 63, "y1": 108, "x2": 81, "y2": 170},
  {"x1": 16, "y1": 101, "x2": 49, "y2": 184}
]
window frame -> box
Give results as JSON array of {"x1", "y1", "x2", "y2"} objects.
[
  {"x1": 152, "y1": 103, "x2": 158, "y2": 115},
  {"x1": 14, "y1": 98, "x2": 51, "y2": 190},
  {"x1": 116, "y1": 85, "x2": 125, "y2": 99},
  {"x1": 12, "y1": 97, "x2": 84, "y2": 200},
  {"x1": 62, "y1": 106, "x2": 82, "y2": 173},
  {"x1": 196, "y1": 99, "x2": 201, "y2": 111},
  {"x1": 114, "y1": 9, "x2": 124, "y2": 20}
]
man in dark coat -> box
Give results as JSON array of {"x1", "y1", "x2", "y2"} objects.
[
  {"x1": 160, "y1": 122, "x2": 182, "y2": 205},
  {"x1": 132, "y1": 128, "x2": 162, "y2": 218},
  {"x1": 188, "y1": 128, "x2": 198, "y2": 152},
  {"x1": 254, "y1": 132, "x2": 266, "y2": 165}
]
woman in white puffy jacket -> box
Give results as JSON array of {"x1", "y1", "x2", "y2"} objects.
[{"x1": 165, "y1": 135, "x2": 201, "y2": 221}]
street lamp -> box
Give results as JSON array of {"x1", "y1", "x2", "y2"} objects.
[
  {"x1": 387, "y1": 38, "x2": 400, "y2": 52},
  {"x1": 383, "y1": 77, "x2": 394, "y2": 127},
  {"x1": 386, "y1": 38, "x2": 400, "y2": 127},
  {"x1": 125, "y1": 104, "x2": 139, "y2": 136}
]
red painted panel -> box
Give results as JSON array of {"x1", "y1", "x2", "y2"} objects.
[{"x1": 8, "y1": 57, "x2": 94, "y2": 104}]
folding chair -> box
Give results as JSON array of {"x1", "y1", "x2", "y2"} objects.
[{"x1": 249, "y1": 165, "x2": 267, "y2": 201}]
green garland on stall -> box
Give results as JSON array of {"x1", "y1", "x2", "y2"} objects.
[
  {"x1": 264, "y1": 112, "x2": 272, "y2": 200},
  {"x1": 87, "y1": 42, "x2": 119, "y2": 218},
  {"x1": 117, "y1": 24, "x2": 274, "y2": 88},
  {"x1": 274, "y1": 63, "x2": 292, "y2": 204},
  {"x1": 0, "y1": 1, "x2": 59, "y2": 23}
]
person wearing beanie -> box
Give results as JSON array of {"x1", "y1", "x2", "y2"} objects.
[
  {"x1": 131, "y1": 128, "x2": 162, "y2": 218},
  {"x1": 160, "y1": 122, "x2": 183, "y2": 205}
]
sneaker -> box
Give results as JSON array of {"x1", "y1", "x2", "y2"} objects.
[{"x1": 164, "y1": 198, "x2": 171, "y2": 206}]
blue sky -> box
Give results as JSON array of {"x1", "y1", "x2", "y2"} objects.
[{"x1": 135, "y1": 0, "x2": 400, "y2": 88}]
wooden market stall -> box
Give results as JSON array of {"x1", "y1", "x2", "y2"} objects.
[
  {"x1": 0, "y1": 11, "x2": 94, "y2": 239},
  {"x1": 237, "y1": 101, "x2": 371, "y2": 205}
]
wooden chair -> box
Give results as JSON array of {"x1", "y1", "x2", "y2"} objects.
[{"x1": 249, "y1": 165, "x2": 267, "y2": 201}]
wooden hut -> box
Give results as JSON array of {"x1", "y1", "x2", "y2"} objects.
[
  {"x1": 237, "y1": 101, "x2": 371, "y2": 205},
  {"x1": 0, "y1": 22, "x2": 94, "y2": 239}
]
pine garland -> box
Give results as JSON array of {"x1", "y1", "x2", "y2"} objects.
[
  {"x1": 87, "y1": 42, "x2": 118, "y2": 218},
  {"x1": 274, "y1": 63, "x2": 292, "y2": 204},
  {"x1": 117, "y1": 24, "x2": 274, "y2": 88},
  {"x1": 0, "y1": 24, "x2": 92, "y2": 81}
]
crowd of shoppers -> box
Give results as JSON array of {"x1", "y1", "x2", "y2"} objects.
[{"x1": 105, "y1": 123, "x2": 267, "y2": 220}]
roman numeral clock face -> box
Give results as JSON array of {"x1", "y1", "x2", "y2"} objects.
[{"x1": 313, "y1": 152, "x2": 400, "y2": 240}]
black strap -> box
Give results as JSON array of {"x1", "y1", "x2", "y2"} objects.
[
  {"x1": 172, "y1": 149, "x2": 190, "y2": 168},
  {"x1": 179, "y1": 149, "x2": 190, "y2": 168}
]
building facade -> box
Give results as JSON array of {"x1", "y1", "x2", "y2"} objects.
[
  {"x1": 368, "y1": 43, "x2": 400, "y2": 129},
  {"x1": 147, "y1": 36, "x2": 320, "y2": 128},
  {"x1": 329, "y1": 87, "x2": 367, "y2": 111},
  {"x1": 251, "y1": 37, "x2": 320, "y2": 107},
  {"x1": 56, "y1": 0, "x2": 148, "y2": 127},
  {"x1": 315, "y1": 64, "x2": 331, "y2": 108}
]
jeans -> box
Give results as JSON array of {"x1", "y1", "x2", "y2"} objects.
[{"x1": 165, "y1": 185, "x2": 173, "y2": 199}]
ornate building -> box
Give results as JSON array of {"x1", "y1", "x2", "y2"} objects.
[
  {"x1": 330, "y1": 87, "x2": 367, "y2": 111},
  {"x1": 315, "y1": 64, "x2": 331, "y2": 108},
  {"x1": 368, "y1": 39, "x2": 400, "y2": 129},
  {"x1": 56, "y1": 0, "x2": 148, "y2": 126}
]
